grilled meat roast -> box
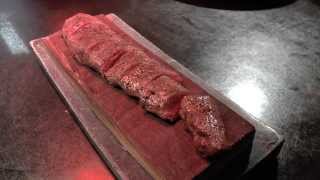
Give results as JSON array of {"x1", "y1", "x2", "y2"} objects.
[
  {"x1": 62, "y1": 13, "x2": 185, "y2": 122},
  {"x1": 62, "y1": 13, "x2": 232, "y2": 157}
]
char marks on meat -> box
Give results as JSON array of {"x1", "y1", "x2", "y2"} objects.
[{"x1": 179, "y1": 95, "x2": 227, "y2": 157}]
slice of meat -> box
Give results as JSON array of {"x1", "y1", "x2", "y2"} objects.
[
  {"x1": 140, "y1": 76, "x2": 189, "y2": 121},
  {"x1": 103, "y1": 46, "x2": 152, "y2": 85},
  {"x1": 62, "y1": 13, "x2": 125, "y2": 72},
  {"x1": 120, "y1": 59, "x2": 183, "y2": 96},
  {"x1": 179, "y1": 95, "x2": 227, "y2": 157},
  {"x1": 120, "y1": 61, "x2": 164, "y2": 97},
  {"x1": 84, "y1": 39, "x2": 126, "y2": 72}
]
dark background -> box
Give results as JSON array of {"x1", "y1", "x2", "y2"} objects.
[{"x1": 0, "y1": 0, "x2": 320, "y2": 179}]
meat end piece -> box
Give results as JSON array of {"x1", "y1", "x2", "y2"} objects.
[
  {"x1": 179, "y1": 95, "x2": 227, "y2": 157},
  {"x1": 141, "y1": 76, "x2": 189, "y2": 121},
  {"x1": 62, "y1": 13, "x2": 125, "y2": 72}
]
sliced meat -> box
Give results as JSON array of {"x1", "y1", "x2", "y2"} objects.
[
  {"x1": 120, "y1": 60, "x2": 183, "y2": 97},
  {"x1": 62, "y1": 13, "x2": 187, "y2": 122},
  {"x1": 141, "y1": 76, "x2": 189, "y2": 121},
  {"x1": 103, "y1": 46, "x2": 152, "y2": 85},
  {"x1": 179, "y1": 95, "x2": 226, "y2": 157},
  {"x1": 103, "y1": 45, "x2": 182, "y2": 98},
  {"x1": 62, "y1": 13, "x2": 125, "y2": 72},
  {"x1": 120, "y1": 61, "x2": 165, "y2": 97},
  {"x1": 85, "y1": 39, "x2": 126, "y2": 72}
]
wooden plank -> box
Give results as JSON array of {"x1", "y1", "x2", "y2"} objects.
[{"x1": 30, "y1": 13, "x2": 283, "y2": 180}]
